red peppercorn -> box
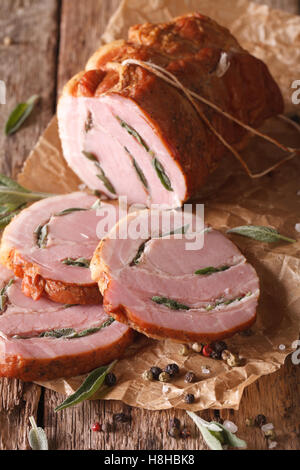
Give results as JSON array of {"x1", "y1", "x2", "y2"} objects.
[
  {"x1": 91, "y1": 422, "x2": 101, "y2": 432},
  {"x1": 202, "y1": 344, "x2": 213, "y2": 357}
]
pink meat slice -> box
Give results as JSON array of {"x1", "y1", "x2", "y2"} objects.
[
  {"x1": 91, "y1": 210, "x2": 260, "y2": 342},
  {"x1": 0, "y1": 270, "x2": 132, "y2": 380},
  {"x1": 58, "y1": 94, "x2": 186, "y2": 208},
  {"x1": 1, "y1": 192, "x2": 118, "y2": 284}
]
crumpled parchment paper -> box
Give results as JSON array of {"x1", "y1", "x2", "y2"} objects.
[{"x1": 18, "y1": 0, "x2": 300, "y2": 411}]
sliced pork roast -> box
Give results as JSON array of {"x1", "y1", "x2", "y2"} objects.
[
  {"x1": 0, "y1": 192, "x2": 119, "y2": 305},
  {"x1": 0, "y1": 267, "x2": 133, "y2": 381},
  {"x1": 58, "y1": 13, "x2": 283, "y2": 208},
  {"x1": 91, "y1": 210, "x2": 260, "y2": 343}
]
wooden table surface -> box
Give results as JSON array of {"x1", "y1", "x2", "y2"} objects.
[{"x1": 0, "y1": 0, "x2": 299, "y2": 451}]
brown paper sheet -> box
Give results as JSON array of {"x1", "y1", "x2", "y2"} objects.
[{"x1": 18, "y1": 0, "x2": 300, "y2": 411}]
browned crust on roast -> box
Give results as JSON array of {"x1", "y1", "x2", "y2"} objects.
[
  {"x1": 0, "y1": 328, "x2": 134, "y2": 382},
  {"x1": 61, "y1": 13, "x2": 284, "y2": 201},
  {"x1": 103, "y1": 295, "x2": 257, "y2": 344},
  {"x1": 2, "y1": 247, "x2": 101, "y2": 305}
]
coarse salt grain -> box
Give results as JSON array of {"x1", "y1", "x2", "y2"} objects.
[
  {"x1": 202, "y1": 367, "x2": 210, "y2": 375},
  {"x1": 162, "y1": 385, "x2": 170, "y2": 394},
  {"x1": 223, "y1": 420, "x2": 238, "y2": 434},
  {"x1": 268, "y1": 441, "x2": 278, "y2": 449},
  {"x1": 261, "y1": 423, "x2": 274, "y2": 432},
  {"x1": 278, "y1": 344, "x2": 286, "y2": 351},
  {"x1": 295, "y1": 224, "x2": 300, "y2": 233}
]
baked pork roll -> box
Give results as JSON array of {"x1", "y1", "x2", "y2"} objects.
[
  {"x1": 91, "y1": 210, "x2": 260, "y2": 343},
  {"x1": 0, "y1": 192, "x2": 118, "y2": 305},
  {"x1": 58, "y1": 13, "x2": 283, "y2": 208},
  {"x1": 0, "y1": 267, "x2": 133, "y2": 381}
]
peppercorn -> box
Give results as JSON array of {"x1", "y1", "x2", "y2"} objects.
[
  {"x1": 142, "y1": 370, "x2": 155, "y2": 381},
  {"x1": 264, "y1": 429, "x2": 276, "y2": 440},
  {"x1": 150, "y1": 366, "x2": 162, "y2": 380},
  {"x1": 211, "y1": 341, "x2": 227, "y2": 355},
  {"x1": 169, "y1": 417, "x2": 181, "y2": 429},
  {"x1": 211, "y1": 351, "x2": 222, "y2": 360},
  {"x1": 181, "y1": 428, "x2": 191, "y2": 439},
  {"x1": 184, "y1": 393, "x2": 195, "y2": 404},
  {"x1": 202, "y1": 344, "x2": 213, "y2": 357},
  {"x1": 180, "y1": 344, "x2": 190, "y2": 356},
  {"x1": 192, "y1": 343, "x2": 203, "y2": 353},
  {"x1": 104, "y1": 372, "x2": 117, "y2": 387},
  {"x1": 113, "y1": 413, "x2": 130, "y2": 423},
  {"x1": 254, "y1": 414, "x2": 267, "y2": 427},
  {"x1": 164, "y1": 363, "x2": 179, "y2": 377},
  {"x1": 184, "y1": 371, "x2": 196, "y2": 383},
  {"x1": 226, "y1": 352, "x2": 241, "y2": 367},
  {"x1": 91, "y1": 422, "x2": 101, "y2": 432},
  {"x1": 168, "y1": 426, "x2": 180, "y2": 438},
  {"x1": 159, "y1": 371, "x2": 171, "y2": 382}
]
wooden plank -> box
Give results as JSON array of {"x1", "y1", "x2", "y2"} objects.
[
  {"x1": 44, "y1": 0, "x2": 300, "y2": 451},
  {"x1": 0, "y1": 0, "x2": 60, "y2": 450},
  {"x1": 254, "y1": 0, "x2": 300, "y2": 13}
]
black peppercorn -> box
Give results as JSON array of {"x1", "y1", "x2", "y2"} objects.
[
  {"x1": 169, "y1": 417, "x2": 181, "y2": 429},
  {"x1": 255, "y1": 414, "x2": 267, "y2": 427},
  {"x1": 184, "y1": 393, "x2": 195, "y2": 404},
  {"x1": 211, "y1": 351, "x2": 222, "y2": 360},
  {"x1": 184, "y1": 371, "x2": 196, "y2": 383},
  {"x1": 104, "y1": 372, "x2": 117, "y2": 387},
  {"x1": 168, "y1": 426, "x2": 180, "y2": 438},
  {"x1": 211, "y1": 341, "x2": 228, "y2": 355},
  {"x1": 164, "y1": 363, "x2": 179, "y2": 377},
  {"x1": 150, "y1": 366, "x2": 162, "y2": 380},
  {"x1": 113, "y1": 413, "x2": 130, "y2": 423}
]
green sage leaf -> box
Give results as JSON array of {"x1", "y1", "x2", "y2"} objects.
[
  {"x1": 55, "y1": 360, "x2": 117, "y2": 412},
  {"x1": 40, "y1": 328, "x2": 75, "y2": 339},
  {"x1": 152, "y1": 296, "x2": 190, "y2": 311},
  {"x1": 5, "y1": 95, "x2": 40, "y2": 136},
  {"x1": 82, "y1": 151, "x2": 98, "y2": 163},
  {"x1": 54, "y1": 208, "x2": 87, "y2": 217},
  {"x1": 28, "y1": 416, "x2": 48, "y2": 451},
  {"x1": 152, "y1": 158, "x2": 173, "y2": 192},
  {"x1": 96, "y1": 172, "x2": 116, "y2": 195},
  {"x1": 186, "y1": 412, "x2": 223, "y2": 450},
  {"x1": 195, "y1": 266, "x2": 230, "y2": 276},
  {"x1": 0, "y1": 174, "x2": 54, "y2": 229},
  {"x1": 62, "y1": 257, "x2": 91, "y2": 268},
  {"x1": 227, "y1": 225, "x2": 296, "y2": 244},
  {"x1": 117, "y1": 118, "x2": 150, "y2": 152},
  {"x1": 0, "y1": 278, "x2": 14, "y2": 313},
  {"x1": 211, "y1": 422, "x2": 247, "y2": 448},
  {"x1": 35, "y1": 223, "x2": 49, "y2": 248}
]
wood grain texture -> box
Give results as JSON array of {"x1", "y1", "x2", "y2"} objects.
[
  {"x1": 0, "y1": 0, "x2": 59, "y2": 450},
  {"x1": 0, "y1": 0, "x2": 299, "y2": 451}
]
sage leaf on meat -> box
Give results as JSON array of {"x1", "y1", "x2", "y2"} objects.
[
  {"x1": 82, "y1": 152, "x2": 116, "y2": 195},
  {"x1": 55, "y1": 208, "x2": 87, "y2": 217},
  {"x1": 40, "y1": 328, "x2": 76, "y2": 339},
  {"x1": 28, "y1": 416, "x2": 49, "y2": 451},
  {"x1": 195, "y1": 265, "x2": 230, "y2": 276},
  {"x1": 117, "y1": 118, "x2": 150, "y2": 152},
  {"x1": 0, "y1": 174, "x2": 54, "y2": 229},
  {"x1": 130, "y1": 240, "x2": 149, "y2": 266},
  {"x1": 132, "y1": 158, "x2": 149, "y2": 189},
  {"x1": 0, "y1": 279, "x2": 14, "y2": 313},
  {"x1": 160, "y1": 224, "x2": 190, "y2": 238},
  {"x1": 55, "y1": 360, "x2": 117, "y2": 412},
  {"x1": 152, "y1": 296, "x2": 190, "y2": 311},
  {"x1": 5, "y1": 95, "x2": 39, "y2": 136},
  {"x1": 227, "y1": 225, "x2": 296, "y2": 244},
  {"x1": 152, "y1": 158, "x2": 173, "y2": 192},
  {"x1": 82, "y1": 151, "x2": 98, "y2": 163},
  {"x1": 187, "y1": 412, "x2": 247, "y2": 450},
  {"x1": 62, "y1": 257, "x2": 91, "y2": 268},
  {"x1": 96, "y1": 171, "x2": 116, "y2": 195},
  {"x1": 35, "y1": 223, "x2": 49, "y2": 248}
]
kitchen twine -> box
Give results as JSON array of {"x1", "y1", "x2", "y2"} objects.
[{"x1": 117, "y1": 58, "x2": 300, "y2": 179}]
